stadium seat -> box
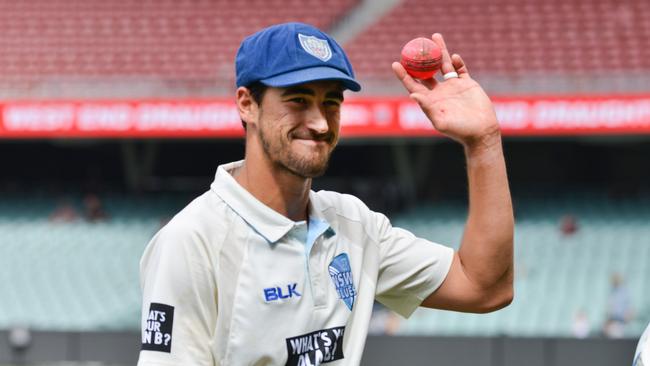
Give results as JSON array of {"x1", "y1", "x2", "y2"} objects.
[
  {"x1": 391, "y1": 193, "x2": 650, "y2": 337},
  {"x1": 345, "y1": 0, "x2": 650, "y2": 80},
  {"x1": 0, "y1": 0, "x2": 359, "y2": 86},
  {"x1": 0, "y1": 193, "x2": 187, "y2": 330},
  {"x1": 1, "y1": 192, "x2": 648, "y2": 336}
]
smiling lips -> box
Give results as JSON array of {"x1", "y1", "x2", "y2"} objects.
[{"x1": 291, "y1": 131, "x2": 335, "y2": 145}]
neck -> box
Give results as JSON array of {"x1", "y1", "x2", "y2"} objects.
[{"x1": 233, "y1": 157, "x2": 311, "y2": 222}]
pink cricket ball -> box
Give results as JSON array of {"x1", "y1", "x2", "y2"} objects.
[{"x1": 400, "y1": 37, "x2": 442, "y2": 79}]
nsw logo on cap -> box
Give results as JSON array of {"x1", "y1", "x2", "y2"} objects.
[{"x1": 298, "y1": 33, "x2": 332, "y2": 62}]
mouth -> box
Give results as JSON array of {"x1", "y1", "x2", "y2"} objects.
[
  {"x1": 293, "y1": 138, "x2": 330, "y2": 150},
  {"x1": 293, "y1": 138, "x2": 329, "y2": 147},
  {"x1": 290, "y1": 132, "x2": 334, "y2": 146}
]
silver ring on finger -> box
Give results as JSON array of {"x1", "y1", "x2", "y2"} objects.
[{"x1": 443, "y1": 71, "x2": 459, "y2": 80}]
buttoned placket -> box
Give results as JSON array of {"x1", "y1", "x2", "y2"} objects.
[{"x1": 290, "y1": 218, "x2": 332, "y2": 308}]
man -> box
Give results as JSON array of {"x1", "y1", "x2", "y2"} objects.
[
  {"x1": 604, "y1": 272, "x2": 634, "y2": 338},
  {"x1": 634, "y1": 322, "x2": 650, "y2": 366},
  {"x1": 138, "y1": 22, "x2": 513, "y2": 365}
]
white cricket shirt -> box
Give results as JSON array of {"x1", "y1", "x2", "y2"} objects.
[{"x1": 138, "y1": 160, "x2": 453, "y2": 366}]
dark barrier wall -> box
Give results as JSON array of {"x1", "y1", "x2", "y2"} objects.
[
  {"x1": 363, "y1": 336, "x2": 637, "y2": 366},
  {"x1": 0, "y1": 332, "x2": 637, "y2": 365}
]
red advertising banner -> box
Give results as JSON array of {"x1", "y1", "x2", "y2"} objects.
[{"x1": 1, "y1": 95, "x2": 650, "y2": 138}]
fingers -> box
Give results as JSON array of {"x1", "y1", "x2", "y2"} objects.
[
  {"x1": 419, "y1": 77, "x2": 438, "y2": 89},
  {"x1": 432, "y1": 33, "x2": 454, "y2": 75},
  {"x1": 451, "y1": 53, "x2": 470, "y2": 78},
  {"x1": 433, "y1": 34, "x2": 472, "y2": 80},
  {"x1": 391, "y1": 62, "x2": 430, "y2": 94}
]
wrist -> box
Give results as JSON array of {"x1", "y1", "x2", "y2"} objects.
[
  {"x1": 464, "y1": 129, "x2": 503, "y2": 164},
  {"x1": 464, "y1": 127, "x2": 501, "y2": 153}
]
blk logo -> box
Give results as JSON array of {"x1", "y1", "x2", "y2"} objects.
[{"x1": 264, "y1": 283, "x2": 301, "y2": 302}]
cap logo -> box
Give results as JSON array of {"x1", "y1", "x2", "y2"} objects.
[{"x1": 298, "y1": 33, "x2": 332, "y2": 62}]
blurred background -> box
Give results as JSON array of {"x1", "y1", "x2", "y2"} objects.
[{"x1": 0, "y1": 0, "x2": 648, "y2": 365}]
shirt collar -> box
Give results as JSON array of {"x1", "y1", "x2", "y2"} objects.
[{"x1": 210, "y1": 160, "x2": 333, "y2": 244}]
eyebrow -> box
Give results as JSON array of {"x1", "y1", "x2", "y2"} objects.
[
  {"x1": 282, "y1": 87, "x2": 315, "y2": 97},
  {"x1": 282, "y1": 87, "x2": 344, "y2": 102},
  {"x1": 327, "y1": 91, "x2": 345, "y2": 102}
]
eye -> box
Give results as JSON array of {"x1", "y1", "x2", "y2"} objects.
[
  {"x1": 324, "y1": 100, "x2": 341, "y2": 107},
  {"x1": 289, "y1": 97, "x2": 308, "y2": 104}
]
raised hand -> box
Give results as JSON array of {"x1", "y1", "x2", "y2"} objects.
[{"x1": 392, "y1": 33, "x2": 500, "y2": 149}]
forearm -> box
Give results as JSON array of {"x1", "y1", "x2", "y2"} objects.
[{"x1": 459, "y1": 133, "x2": 514, "y2": 290}]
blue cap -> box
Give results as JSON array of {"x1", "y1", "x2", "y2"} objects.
[{"x1": 235, "y1": 22, "x2": 361, "y2": 92}]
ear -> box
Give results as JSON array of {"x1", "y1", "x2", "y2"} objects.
[{"x1": 236, "y1": 86, "x2": 259, "y2": 127}]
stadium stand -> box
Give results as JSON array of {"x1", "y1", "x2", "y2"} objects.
[
  {"x1": 345, "y1": 0, "x2": 650, "y2": 94},
  {"x1": 393, "y1": 193, "x2": 650, "y2": 337},
  {"x1": 0, "y1": 193, "x2": 189, "y2": 331},
  {"x1": 346, "y1": 0, "x2": 650, "y2": 78},
  {"x1": 0, "y1": 0, "x2": 358, "y2": 90},
  {"x1": 1, "y1": 191, "x2": 647, "y2": 338},
  {"x1": 0, "y1": 1, "x2": 648, "y2": 358},
  {"x1": 2, "y1": 0, "x2": 649, "y2": 97}
]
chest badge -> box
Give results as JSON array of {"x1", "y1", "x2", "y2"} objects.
[{"x1": 328, "y1": 253, "x2": 356, "y2": 311}]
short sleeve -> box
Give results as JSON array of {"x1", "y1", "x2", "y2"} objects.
[
  {"x1": 137, "y1": 222, "x2": 217, "y2": 366},
  {"x1": 373, "y1": 212, "x2": 454, "y2": 318}
]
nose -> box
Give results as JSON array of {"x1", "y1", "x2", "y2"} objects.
[{"x1": 304, "y1": 105, "x2": 330, "y2": 134}]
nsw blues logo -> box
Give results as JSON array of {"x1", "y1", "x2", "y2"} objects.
[
  {"x1": 298, "y1": 33, "x2": 332, "y2": 62},
  {"x1": 328, "y1": 253, "x2": 356, "y2": 311}
]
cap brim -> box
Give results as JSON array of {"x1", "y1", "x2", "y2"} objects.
[{"x1": 260, "y1": 66, "x2": 361, "y2": 92}]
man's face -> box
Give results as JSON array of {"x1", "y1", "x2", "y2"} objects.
[{"x1": 254, "y1": 81, "x2": 344, "y2": 178}]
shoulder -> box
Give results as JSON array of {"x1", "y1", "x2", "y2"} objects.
[
  {"x1": 312, "y1": 190, "x2": 391, "y2": 242},
  {"x1": 312, "y1": 189, "x2": 374, "y2": 222}
]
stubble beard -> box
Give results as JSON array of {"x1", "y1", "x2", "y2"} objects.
[{"x1": 258, "y1": 123, "x2": 334, "y2": 179}]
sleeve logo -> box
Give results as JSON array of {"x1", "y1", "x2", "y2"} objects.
[
  {"x1": 328, "y1": 253, "x2": 356, "y2": 311},
  {"x1": 285, "y1": 326, "x2": 345, "y2": 365},
  {"x1": 141, "y1": 302, "x2": 174, "y2": 353}
]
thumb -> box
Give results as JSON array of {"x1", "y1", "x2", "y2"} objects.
[{"x1": 410, "y1": 93, "x2": 440, "y2": 130}]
